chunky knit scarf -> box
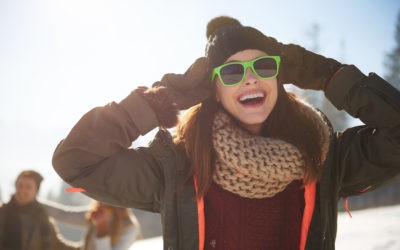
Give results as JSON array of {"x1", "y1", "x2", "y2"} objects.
[{"x1": 212, "y1": 105, "x2": 330, "y2": 199}]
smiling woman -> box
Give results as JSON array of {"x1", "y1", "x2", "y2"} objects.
[
  {"x1": 1, "y1": 1, "x2": 399, "y2": 200},
  {"x1": 1, "y1": 0, "x2": 400, "y2": 249},
  {"x1": 214, "y1": 50, "x2": 279, "y2": 134},
  {"x1": 51, "y1": 14, "x2": 400, "y2": 250}
]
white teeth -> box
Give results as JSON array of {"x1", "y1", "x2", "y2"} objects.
[{"x1": 239, "y1": 92, "x2": 264, "y2": 101}]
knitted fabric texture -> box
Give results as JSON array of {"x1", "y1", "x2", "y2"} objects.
[
  {"x1": 212, "y1": 101, "x2": 330, "y2": 199},
  {"x1": 212, "y1": 111, "x2": 305, "y2": 199},
  {"x1": 205, "y1": 16, "x2": 280, "y2": 69}
]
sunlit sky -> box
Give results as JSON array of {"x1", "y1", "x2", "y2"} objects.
[{"x1": 1, "y1": 0, "x2": 399, "y2": 200}]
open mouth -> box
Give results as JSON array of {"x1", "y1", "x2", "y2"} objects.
[{"x1": 238, "y1": 92, "x2": 266, "y2": 106}]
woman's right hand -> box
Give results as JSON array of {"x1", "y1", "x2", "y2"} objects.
[{"x1": 153, "y1": 57, "x2": 211, "y2": 110}]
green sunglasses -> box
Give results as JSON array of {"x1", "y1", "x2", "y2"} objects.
[{"x1": 211, "y1": 55, "x2": 281, "y2": 86}]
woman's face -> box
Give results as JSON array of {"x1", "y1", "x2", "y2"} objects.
[
  {"x1": 215, "y1": 49, "x2": 278, "y2": 134},
  {"x1": 15, "y1": 176, "x2": 38, "y2": 205}
]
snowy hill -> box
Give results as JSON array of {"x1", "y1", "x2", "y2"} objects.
[{"x1": 131, "y1": 205, "x2": 400, "y2": 250}]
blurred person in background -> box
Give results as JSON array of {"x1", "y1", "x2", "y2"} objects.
[
  {"x1": 0, "y1": 170, "x2": 80, "y2": 250},
  {"x1": 84, "y1": 201, "x2": 141, "y2": 250},
  {"x1": 42, "y1": 199, "x2": 141, "y2": 250}
]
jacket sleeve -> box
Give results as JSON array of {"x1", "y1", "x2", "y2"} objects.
[
  {"x1": 52, "y1": 90, "x2": 167, "y2": 211},
  {"x1": 40, "y1": 199, "x2": 88, "y2": 227},
  {"x1": 325, "y1": 65, "x2": 400, "y2": 196},
  {"x1": 49, "y1": 217, "x2": 82, "y2": 250}
]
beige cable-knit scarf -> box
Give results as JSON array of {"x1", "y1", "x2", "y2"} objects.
[{"x1": 212, "y1": 104, "x2": 330, "y2": 199}]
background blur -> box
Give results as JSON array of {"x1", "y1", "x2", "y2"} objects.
[{"x1": 1, "y1": 0, "x2": 400, "y2": 244}]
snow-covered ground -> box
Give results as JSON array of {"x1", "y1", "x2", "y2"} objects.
[
  {"x1": 133, "y1": 236, "x2": 163, "y2": 249},
  {"x1": 132, "y1": 205, "x2": 400, "y2": 250},
  {"x1": 336, "y1": 205, "x2": 400, "y2": 250}
]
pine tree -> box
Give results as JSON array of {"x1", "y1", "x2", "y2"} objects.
[{"x1": 385, "y1": 11, "x2": 400, "y2": 90}]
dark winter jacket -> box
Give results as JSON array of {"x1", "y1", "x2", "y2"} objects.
[
  {"x1": 0, "y1": 196, "x2": 80, "y2": 250},
  {"x1": 52, "y1": 65, "x2": 400, "y2": 250}
]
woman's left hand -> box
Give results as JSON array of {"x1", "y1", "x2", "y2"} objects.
[
  {"x1": 262, "y1": 36, "x2": 343, "y2": 90},
  {"x1": 153, "y1": 57, "x2": 211, "y2": 110},
  {"x1": 278, "y1": 43, "x2": 343, "y2": 90}
]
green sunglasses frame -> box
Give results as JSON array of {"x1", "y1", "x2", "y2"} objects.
[{"x1": 211, "y1": 55, "x2": 281, "y2": 86}]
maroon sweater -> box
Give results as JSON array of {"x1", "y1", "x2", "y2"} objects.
[{"x1": 204, "y1": 180, "x2": 304, "y2": 250}]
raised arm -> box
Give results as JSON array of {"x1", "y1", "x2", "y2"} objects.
[
  {"x1": 265, "y1": 37, "x2": 400, "y2": 195},
  {"x1": 52, "y1": 57, "x2": 210, "y2": 210},
  {"x1": 40, "y1": 199, "x2": 89, "y2": 227},
  {"x1": 325, "y1": 65, "x2": 400, "y2": 196}
]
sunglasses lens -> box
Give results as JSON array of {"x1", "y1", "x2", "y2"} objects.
[
  {"x1": 220, "y1": 64, "x2": 244, "y2": 85},
  {"x1": 253, "y1": 57, "x2": 277, "y2": 78}
]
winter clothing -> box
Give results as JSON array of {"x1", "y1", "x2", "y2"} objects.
[
  {"x1": 212, "y1": 110, "x2": 305, "y2": 198},
  {"x1": 152, "y1": 57, "x2": 211, "y2": 111},
  {"x1": 52, "y1": 61, "x2": 400, "y2": 250},
  {"x1": 41, "y1": 200, "x2": 142, "y2": 250},
  {"x1": 135, "y1": 57, "x2": 211, "y2": 129},
  {"x1": 40, "y1": 199, "x2": 88, "y2": 228},
  {"x1": 52, "y1": 15, "x2": 400, "y2": 250},
  {"x1": 205, "y1": 16, "x2": 342, "y2": 90},
  {"x1": 205, "y1": 16, "x2": 280, "y2": 69},
  {"x1": 134, "y1": 86, "x2": 179, "y2": 128},
  {"x1": 277, "y1": 42, "x2": 342, "y2": 90},
  {"x1": 204, "y1": 180, "x2": 304, "y2": 249},
  {"x1": 0, "y1": 196, "x2": 80, "y2": 250},
  {"x1": 84, "y1": 203, "x2": 142, "y2": 250}
]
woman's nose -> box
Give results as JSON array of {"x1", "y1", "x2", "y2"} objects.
[{"x1": 243, "y1": 67, "x2": 258, "y2": 85}]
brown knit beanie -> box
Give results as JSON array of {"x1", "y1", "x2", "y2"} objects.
[{"x1": 205, "y1": 16, "x2": 281, "y2": 69}]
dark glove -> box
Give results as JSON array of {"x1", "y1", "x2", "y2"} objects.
[
  {"x1": 279, "y1": 43, "x2": 343, "y2": 90},
  {"x1": 137, "y1": 57, "x2": 211, "y2": 128},
  {"x1": 153, "y1": 57, "x2": 211, "y2": 109},
  {"x1": 263, "y1": 36, "x2": 343, "y2": 90}
]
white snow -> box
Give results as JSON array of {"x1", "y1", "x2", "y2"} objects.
[
  {"x1": 131, "y1": 205, "x2": 400, "y2": 250},
  {"x1": 336, "y1": 205, "x2": 400, "y2": 250},
  {"x1": 132, "y1": 236, "x2": 163, "y2": 249}
]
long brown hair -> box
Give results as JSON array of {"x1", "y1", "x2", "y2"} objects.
[
  {"x1": 176, "y1": 83, "x2": 325, "y2": 198},
  {"x1": 86, "y1": 201, "x2": 132, "y2": 245}
]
